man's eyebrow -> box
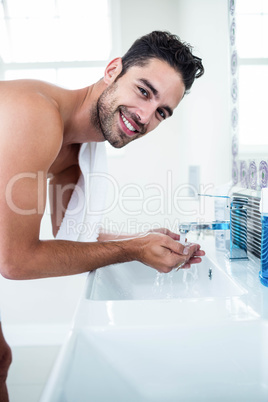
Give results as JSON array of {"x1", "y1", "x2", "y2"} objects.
[
  {"x1": 138, "y1": 78, "x2": 173, "y2": 117},
  {"x1": 139, "y1": 78, "x2": 159, "y2": 98}
]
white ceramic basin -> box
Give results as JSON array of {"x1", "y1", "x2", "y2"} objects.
[
  {"x1": 41, "y1": 242, "x2": 267, "y2": 402},
  {"x1": 41, "y1": 320, "x2": 268, "y2": 402},
  {"x1": 86, "y1": 256, "x2": 245, "y2": 300}
]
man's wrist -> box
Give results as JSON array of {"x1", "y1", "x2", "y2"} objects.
[{"x1": 120, "y1": 237, "x2": 142, "y2": 263}]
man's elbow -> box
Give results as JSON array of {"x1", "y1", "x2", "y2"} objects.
[
  {"x1": 0, "y1": 264, "x2": 22, "y2": 280},
  {"x1": 0, "y1": 254, "x2": 28, "y2": 280}
]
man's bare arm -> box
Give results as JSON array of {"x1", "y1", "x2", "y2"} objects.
[{"x1": 2, "y1": 233, "x2": 202, "y2": 279}]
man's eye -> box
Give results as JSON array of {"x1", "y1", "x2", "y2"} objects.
[
  {"x1": 157, "y1": 109, "x2": 166, "y2": 119},
  {"x1": 138, "y1": 87, "x2": 148, "y2": 97}
]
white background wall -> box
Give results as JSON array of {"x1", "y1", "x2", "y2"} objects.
[{"x1": 0, "y1": 0, "x2": 232, "y2": 346}]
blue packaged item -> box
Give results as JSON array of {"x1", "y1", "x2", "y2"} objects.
[{"x1": 259, "y1": 188, "x2": 268, "y2": 287}]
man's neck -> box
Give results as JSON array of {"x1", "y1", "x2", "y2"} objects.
[{"x1": 62, "y1": 80, "x2": 106, "y2": 146}]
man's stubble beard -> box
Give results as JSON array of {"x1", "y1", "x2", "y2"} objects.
[{"x1": 90, "y1": 82, "x2": 127, "y2": 149}]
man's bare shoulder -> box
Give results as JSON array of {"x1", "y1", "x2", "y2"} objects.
[
  {"x1": 0, "y1": 78, "x2": 66, "y2": 104},
  {"x1": 0, "y1": 79, "x2": 65, "y2": 124},
  {"x1": 0, "y1": 80, "x2": 66, "y2": 171}
]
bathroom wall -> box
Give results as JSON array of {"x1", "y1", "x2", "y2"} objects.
[{"x1": 0, "y1": 0, "x2": 232, "y2": 346}]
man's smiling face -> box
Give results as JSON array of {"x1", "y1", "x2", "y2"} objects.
[{"x1": 95, "y1": 58, "x2": 185, "y2": 148}]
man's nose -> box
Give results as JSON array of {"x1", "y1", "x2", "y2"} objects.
[{"x1": 135, "y1": 104, "x2": 155, "y2": 125}]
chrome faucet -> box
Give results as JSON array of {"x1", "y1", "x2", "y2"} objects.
[{"x1": 178, "y1": 194, "x2": 248, "y2": 261}]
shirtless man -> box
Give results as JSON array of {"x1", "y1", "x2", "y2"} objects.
[{"x1": 0, "y1": 31, "x2": 205, "y2": 398}]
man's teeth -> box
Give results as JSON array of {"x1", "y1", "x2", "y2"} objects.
[{"x1": 121, "y1": 114, "x2": 136, "y2": 132}]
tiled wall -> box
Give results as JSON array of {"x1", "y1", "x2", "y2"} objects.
[{"x1": 229, "y1": 0, "x2": 268, "y2": 190}]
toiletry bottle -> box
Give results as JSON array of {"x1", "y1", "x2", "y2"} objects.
[{"x1": 259, "y1": 188, "x2": 268, "y2": 286}]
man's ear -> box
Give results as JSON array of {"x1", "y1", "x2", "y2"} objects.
[{"x1": 103, "y1": 57, "x2": 123, "y2": 85}]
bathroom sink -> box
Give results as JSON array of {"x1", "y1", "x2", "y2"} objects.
[
  {"x1": 40, "y1": 239, "x2": 266, "y2": 402},
  {"x1": 86, "y1": 256, "x2": 245, "y2": 300},
  {"x1": 41, "y1": 319, "x2": 268, "y2": 402}
]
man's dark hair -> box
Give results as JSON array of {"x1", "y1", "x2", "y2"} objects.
[{"x1": 119, "y1": 31, "x2": 204, "y2": 94}]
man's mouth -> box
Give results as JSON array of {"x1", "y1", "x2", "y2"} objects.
[{"x1": 120, "y1": 113, "x2": 138, "y2": 134}]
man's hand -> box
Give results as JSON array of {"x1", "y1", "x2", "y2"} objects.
[
  {"x1": 130, "y1": 232, "x2": 205, "y2": 273},
  {"x1": 97, "y1": 227, "x2": 205, "y2": 273}
]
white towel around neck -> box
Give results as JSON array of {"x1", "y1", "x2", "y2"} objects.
[{"x1": 56, "y1": 142, "x2": 108, "y2": 243}]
